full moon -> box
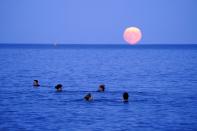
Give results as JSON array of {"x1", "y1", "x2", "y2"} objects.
[{"x1": 123, "y1": 27, "x2": 142, "y2": 45}]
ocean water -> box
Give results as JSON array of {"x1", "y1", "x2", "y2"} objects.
[{"x1": 0, "y1": 44, "x2": 197, "y2": 131}]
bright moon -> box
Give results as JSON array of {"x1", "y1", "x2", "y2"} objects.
[{"x1": 123, "y1": 27, "x2": 142, "y2": 45}]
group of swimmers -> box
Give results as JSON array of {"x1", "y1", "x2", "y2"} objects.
[{"x1": 33, "y1": 80, "x2": 129, "y2": 102}]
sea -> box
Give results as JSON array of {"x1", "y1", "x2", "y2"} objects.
[{"x1": 0, "y1": 44, "x2": 197, "y2": 131}]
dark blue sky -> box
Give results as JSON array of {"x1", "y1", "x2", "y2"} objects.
[{"x1": 0, "y1": 0, "x2": 196, "y2": 44}]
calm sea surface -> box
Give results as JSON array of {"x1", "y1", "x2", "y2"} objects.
[{"x1": 0, "y1": 44, "x2": 197, "y2": 131}]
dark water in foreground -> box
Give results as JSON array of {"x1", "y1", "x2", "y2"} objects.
[{"x1": 0, "y1": 44, "x2": 197, "y2": 131}]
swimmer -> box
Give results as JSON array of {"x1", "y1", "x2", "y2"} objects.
[
  {"x1": 33, "y1": 80, "x2": 40, "y2": 87},
  {"x1": 55, "y1": 84, "x2": 63, "y2": 92},
  {"x1": 97, "y1": 84, "x2": 105, "y2": 92},
  {"x1": 84, "y1": 93, "x2": 93, "y2": 101},
  {"x1": 123, "y1": 92, "x2": 129, "y2": 102}
]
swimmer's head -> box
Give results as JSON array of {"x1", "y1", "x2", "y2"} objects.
[
  {"x1": 84, "y1": 93, "x2": 93, "y2": 101},
  {"x1": 55, "y1": 84, "x2": 63, "y2": 92},
  {"x1": 33, "y1": 80, "x2": 40, "y2": 87},
  {"x1": 98, "y1": 84, "x2": 105, "y2": 92},
  {"x1": 123, "y1": 92, "x2": 129, "y2": 102}
]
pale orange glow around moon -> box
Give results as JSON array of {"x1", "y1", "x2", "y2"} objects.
[{"x1": 123, "y1": 27, "x2": 142, "y2": 45}]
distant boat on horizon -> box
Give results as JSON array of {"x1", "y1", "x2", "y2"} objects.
[{"x1": 54, "y1": 42, "x2": 58, "y2": 46}]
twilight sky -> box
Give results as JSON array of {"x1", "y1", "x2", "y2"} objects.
[{"x1": 0, "y1": 0, "x2": 196, "y2": 44}]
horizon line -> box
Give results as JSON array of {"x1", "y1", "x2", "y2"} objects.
[{"x1": 0, "y1": 43, "x2": 197, "y2": 45}]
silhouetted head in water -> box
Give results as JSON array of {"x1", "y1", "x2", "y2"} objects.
[
  {"x1": 84, "y1": 93, "x2": 93, "y2": 101},
  {"x1": 33, "y1": 80, "x2": 40, "y2": 87},
  {"x1": 55, "y1": 84, "x2": 63, "y2": 92},
  {"x1": 98, "y1": 84, "x2": 105, "y2": 92},
  {"x1": 123, "y1": 92, "x2": 129, "y2": 102}
]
